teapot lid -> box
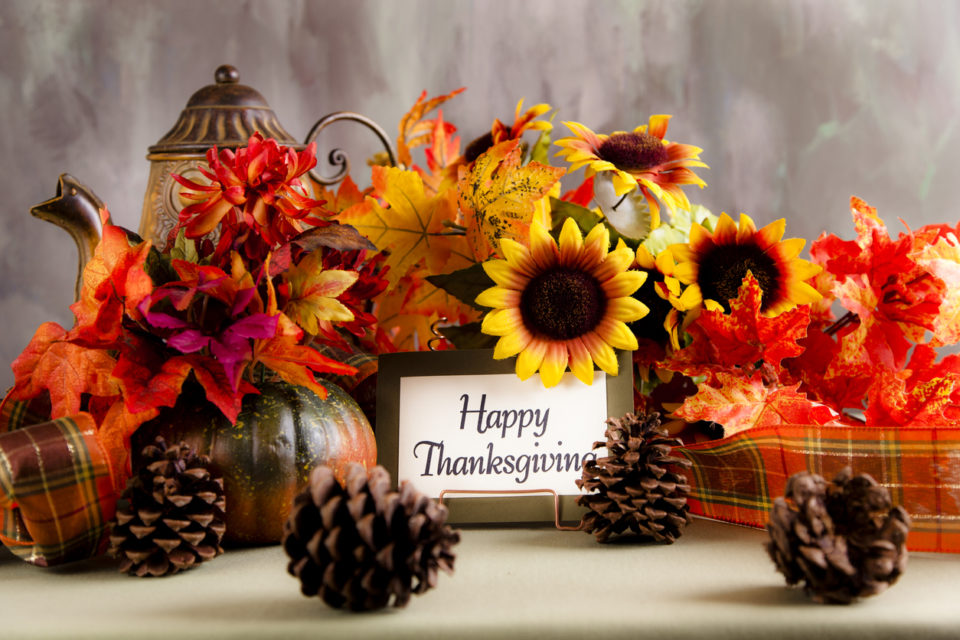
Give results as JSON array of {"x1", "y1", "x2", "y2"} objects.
[{"x1": 148, "y1": 64, "x2": 302, "y2": 157}]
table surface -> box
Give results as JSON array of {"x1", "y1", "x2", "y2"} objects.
[{"x1": 2, "y1": 518, "x2": 959, "y2": 640}]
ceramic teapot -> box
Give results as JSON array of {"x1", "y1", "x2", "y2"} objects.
[{"x1": 30, "y1": 64, "x2": 395, "y2": 299}]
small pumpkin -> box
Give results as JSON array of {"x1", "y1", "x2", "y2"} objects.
[{"x1": 133, "y1": 381, "x2": 376, "y2": 545}]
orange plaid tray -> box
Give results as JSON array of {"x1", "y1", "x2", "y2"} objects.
[{"x1": 677, "y1": 423, "x2": 960, "y2": 553}]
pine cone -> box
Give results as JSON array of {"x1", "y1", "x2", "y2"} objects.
[
  {"x1": 765, "y1": 467, "x2": 911, "y2": 604},
  {"x1": 576, "y1": 412, "x2": 693, "y2": 543},
  {"x1": 108, "y1": 437, "x2": 226, "y2": 577},
  {"x1": 283, "y1": 463, "x2": 460, "y2": 611}
]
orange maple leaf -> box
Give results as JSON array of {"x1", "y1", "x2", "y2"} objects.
[
  {"x1": 251, "y1": 336, "x2": 357, "y2": 399},
  {"x1": 9, "y1": 322, "x2": 119, "y2": 417},
  {"x1": 396, "y1": 88, "x2": 465, "y2": 168},
  {"x1": 69, "y1": 225, "x2": 153, "y2": 346},
  {"x1": 457, "y1": 139, "x2": 565, "y2": 261},
  {"x1": 912, "y1": 233, "x2": 960, "y2": 347},
  {"x1": 674, "y1": 372, "x2": 841, "y2": 437},
  {"x1": 282, "y1": 250, "x2": 358, "y2": 335},
  {"x1": 351, "y1": 166, "x2": 469, "y2": 290}
]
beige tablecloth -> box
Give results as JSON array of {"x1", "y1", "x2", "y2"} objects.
[{"x1": 2, "y1": 518, "x2": 958, "y2": 639}]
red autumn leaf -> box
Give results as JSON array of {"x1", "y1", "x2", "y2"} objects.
[
  {"x1": 782, "y1": 325, "x2": 872, "y2": 412},
  {"x1": 864, "y1": 344, "x2": 960, "y2": 426},
  {"x1": 9, "y1": 321, "x2": 119, "y2": 417},
  {"x1": 252, "y1": 335, "x2": 357, "y2": 399},
  {"x1": 69, "y1": 225, "x2": 153, "y2": 346},
  {"x1": 561, "y1": 175, "x2": 595, "y2": 207},
  {"x1": 661, "y1": 274, "x2": 809, "y2": 379},
  {"x1": 810, "y1": 197, "x2": 945, "y2": 370},
  {"x1": 674, "y1": 372, "x2": 841, "y2": 437},
  {"x1": 97, "y1": 399, "x2": 160, "y2": 488}
]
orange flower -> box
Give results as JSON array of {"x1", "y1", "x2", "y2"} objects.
[
  {"x1": 475, "y1": 218, "x2": 648, "y2": 387},
  {"x1": 463, "y1": 100, "x2": 553, "y2": 163},
  {"x1": 554, "y1": 115, "x2": 707, "y2": 229},
  {"x1": 670, "y1": 213, "x2": 821, "y2": 315}
]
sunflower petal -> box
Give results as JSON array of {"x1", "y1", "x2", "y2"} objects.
[
  {"x1": 516, "y1": 339, "x2": 549, "y2": 380},
  {"x1": 481, "y1": 308, "x2": 522, "y2": 336},
  {"x1": 529, "y1": 221, "x2": 560, "y2": 270},
  {"x1": 493, "y1": 329, "x2": 532, "y2": 360},
  {"x1": 483, "y1": 259, "x2": 529, "y2": 289},
  {"x1": 603, "y1": 270, "x2": 647, "y2": 298},
  {"x1": 568, "y1": 338, "x2": 596, "y2": 385},
  {"x1": 595, "y1": 317, "x2": 640, "y2": 351},
  {"x1": 558, "y1": 217, "x2": 584, "y2": 264},
  {"x1": 538, "y1": 342, "x2": 568, "y2": 388},
  {"x1": 475, "y1": 286, "x2": 520, "y2": 309},
  {"x1": 581, "y1": 332, "x2": 619, "y2": 376},
  {"x1": 606, "y1": 297, "x2": 649, "y2": 324}
]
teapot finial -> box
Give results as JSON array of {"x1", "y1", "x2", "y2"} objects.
[{"x1": 215, "y1": 64, "x2": 239, "y2": 85}]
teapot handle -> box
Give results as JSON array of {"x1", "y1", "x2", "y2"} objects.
[
  {"x1": 304, "y1": 112, "x2": 398, "y2": 186},
  {"x1": 30, "y1": 174, "x2": 105, "y2": 301}
]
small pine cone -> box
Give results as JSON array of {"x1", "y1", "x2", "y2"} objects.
[
  {"x1": 765, "y1": 467, "x2": 911, "y2": 604},
  {"x1": 108, "y1": 437, "x2": 226, "y2": 577},
  {"x1": 576, "y1": 412, "x2": 693, "y2": 543},
  {"x1": 283, "y1": 463, "x2": 460, "y2": 611}
]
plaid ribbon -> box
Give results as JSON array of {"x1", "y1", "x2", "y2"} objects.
[
  {"x1": 0, "y1": 399, "x2": 118, "y2": 566},
  {"x1": 677, "y1": 424, "x2": 960, "y2": 553}
]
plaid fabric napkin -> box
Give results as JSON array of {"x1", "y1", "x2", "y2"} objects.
[
  {"x1": 0, "y1": 401, "x2": 119, "y2": 566},
  {"x1": 677, "y1": 423, "x2": 960, "y2": 553}
]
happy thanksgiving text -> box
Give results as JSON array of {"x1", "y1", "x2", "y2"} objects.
[{"x1": 412, "y1": 393, "x2": 597, "y2": 484}]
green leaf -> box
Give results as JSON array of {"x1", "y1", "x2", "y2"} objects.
[
  {"x1": 436, "y1": 322, "x2": 498, "y2": 350},
  {"x1": 425, "y1": 262, "x2": 495, "y2": 311},
  {"x1": 549, "y1": 197, "x2": 635, "y2": 249},
  {"x1": 527, "y1": 112, "x2": 556, "y2": 166},
  {"x1": 170, "y1": 229, "x2": 199, "y2": 264}
]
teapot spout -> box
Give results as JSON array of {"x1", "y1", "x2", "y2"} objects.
[{"x1": 31, "y1": 174, "x2": 105, "y2": 301}]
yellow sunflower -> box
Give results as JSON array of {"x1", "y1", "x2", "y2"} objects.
[
  {"x1": 476, "y1": 218, "x2": 649, "y2": 387},
  {"x1": 554, "y1": 115, "x2": 708, "y2": 229},
  {"x1": 670, "y1": 213, "x2": 822, "y2": 315}
]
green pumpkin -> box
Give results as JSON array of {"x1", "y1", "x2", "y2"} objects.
[{"x1": 133, "y1": 381, "x2": 377, "y2": 545}]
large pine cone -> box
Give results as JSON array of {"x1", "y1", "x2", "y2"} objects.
[
  {"x1": 108, "y1": 438, "x2": 226, "y2": 577},
  {"x1": 283, "y1": 463, "x2": 460, "y2": 611},
  {"x1": 576, "y1": 412, "x2": 693, "y2": 543},
  {"x1": 765, "y1": 467, "x2": 911, "y2": 604}
]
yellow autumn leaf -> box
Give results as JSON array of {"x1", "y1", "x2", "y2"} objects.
[
  {"x1": 352, "y1": 166, "x2": 467, "y2": 290},
  {"x1": 458, "y1": 139, "x2": 565, "y2": 261},
  {"x1": 283, "y1": 250, "x2": 358, "y2": 335}
]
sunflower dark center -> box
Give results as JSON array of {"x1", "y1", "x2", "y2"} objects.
[
  {"x1": 697, "y1": 244, "x2": 781, "y2": 311},
  {"x1": 463, "y1": 131, "x2": 495, "y2": 163},
  {"x1": 597, "y1": 132, "x2": 668, "y2": 172},
  {"x1": 628, "y1": 268, "x2": 673, "y2": 345},
  {"x1": 520, "y1": 268, "x2": 606, "y2": 340}
]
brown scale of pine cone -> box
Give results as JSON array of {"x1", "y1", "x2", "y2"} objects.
[
  {"x1": 765, "y1": 467, "x2": 911, "y2": 604},
  {"x1": 108, "y1": 437, "x2": 226, "y2": 577},
  {"x1": 283, "y1": 463, "x2": 460, "y2": 611},
  {"x1": 577, "y1": 412, "x2": 693, "y2": 543}
]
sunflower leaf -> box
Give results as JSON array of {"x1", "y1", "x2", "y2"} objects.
[
  {"x1": 426, "y1": 262, "x2": 495, "y2": 311},
  {"x1": 549, "y1": 197, "x2": 630, "y2": 248}
]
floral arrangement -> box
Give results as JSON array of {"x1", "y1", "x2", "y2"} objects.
[
  {"x1": 8, "y1": 85, "x2": 960, "y2": 493},
  {"x1": 6, "y1": 134, "x2": 387, "y2": 481},
  {"x1": 316, "y1": 89, "x2": 960, "y2": 440}
]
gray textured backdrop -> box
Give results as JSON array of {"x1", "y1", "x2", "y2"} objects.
[{"x1": 1, "y1": 0, "x2": 958, "y2": 391}]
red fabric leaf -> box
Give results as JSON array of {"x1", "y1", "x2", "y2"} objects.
[
  {"x1": 674, "y1": 372, "x2": 841, "y2": 437},
  {"x1": 9, "y1": 322, "x2": 119, "y2": 417},
  {"x1": 661, "y1": 274, "x2": 808, "y2": 379}
]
